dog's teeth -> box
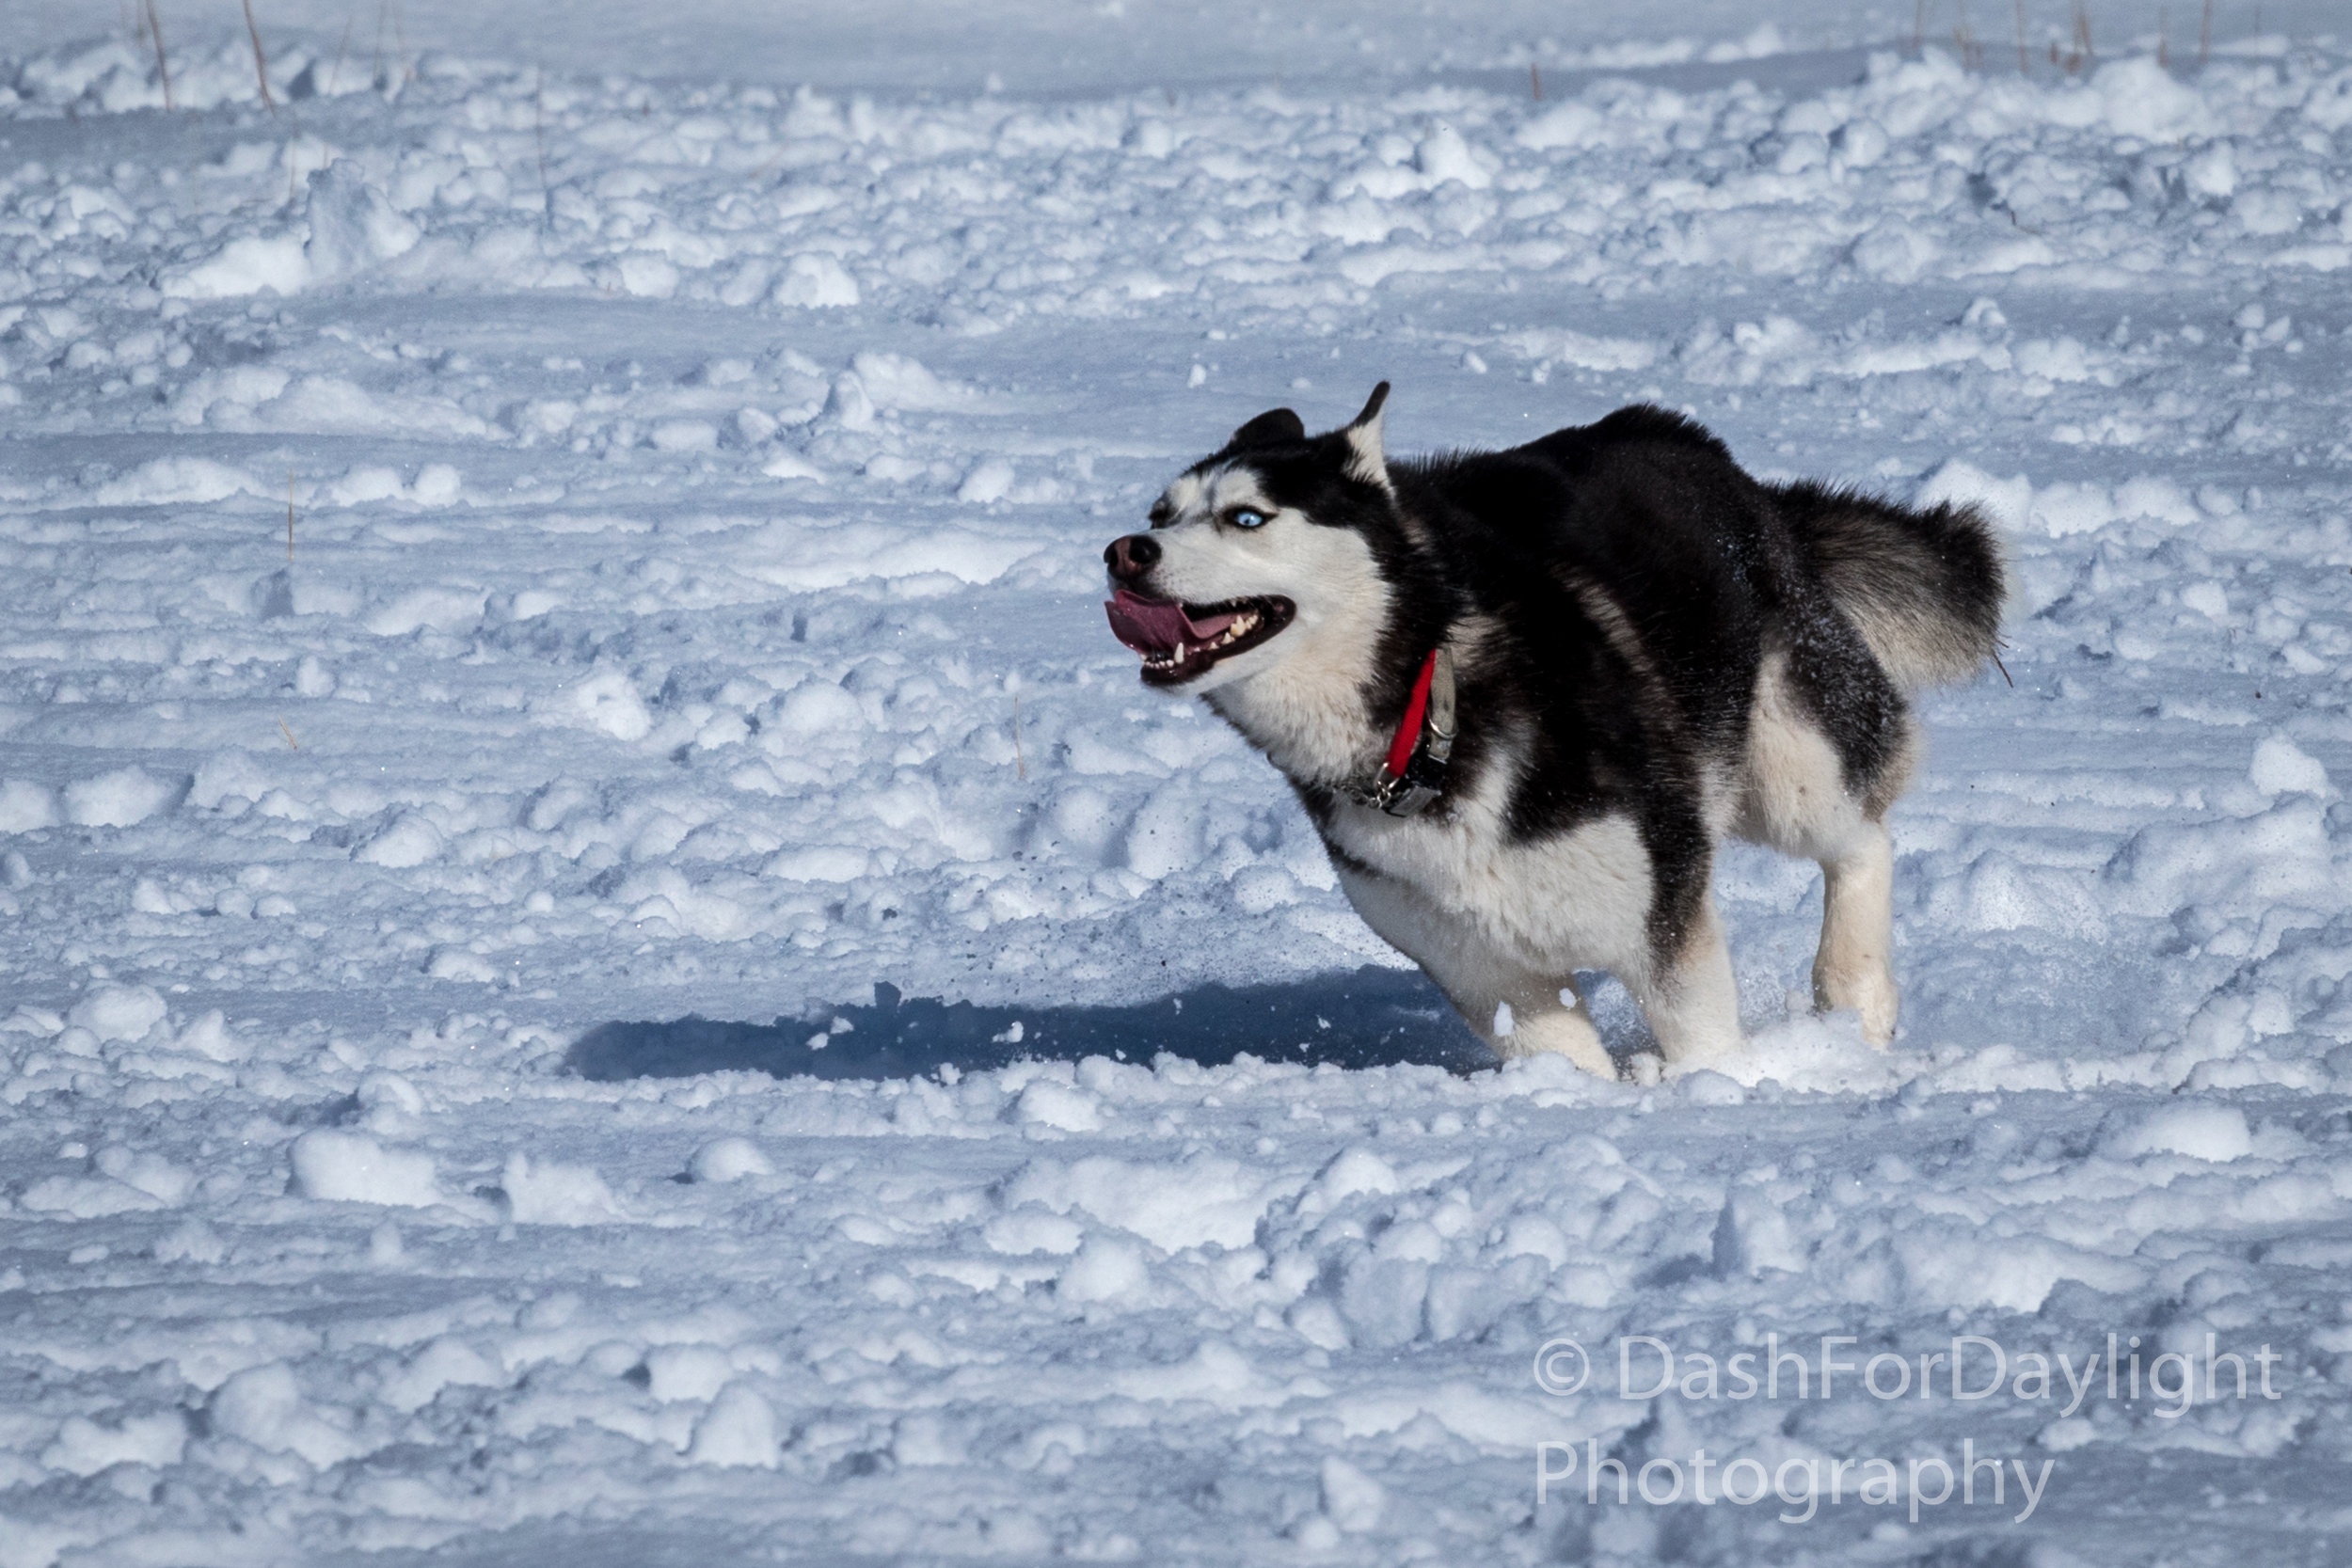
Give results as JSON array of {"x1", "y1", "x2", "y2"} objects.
[{"x1": 1138, "y1": 607, "x2": 1271, "y2": 673}]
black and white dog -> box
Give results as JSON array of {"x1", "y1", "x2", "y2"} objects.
[{"x1": 1103, "y1": 386, "x2": 2003, "y2": 1078}]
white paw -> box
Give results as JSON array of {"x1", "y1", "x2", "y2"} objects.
[
  {"x1": 1815, "y1": 962, "x2": 1899, "y2": 1047},
  {"x1": 1493, "y1": 1012, "x2": 1615, "y2": 1079}
]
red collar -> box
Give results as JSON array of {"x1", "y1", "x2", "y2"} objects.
[
  {"x1": 1348, "y1": 646, "x2": 1456, "y2": 817},
  {"x1": 1385, "y1": 649, "x2": 1439, "y2": 778}
]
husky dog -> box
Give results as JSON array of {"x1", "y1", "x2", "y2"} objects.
[{"x1": 1102, "y1": 386, "x2": 2003, "y2": 1078}]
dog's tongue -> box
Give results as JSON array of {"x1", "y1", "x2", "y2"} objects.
[{"x1": 1104, "y1": 589, "x2": 1236, "y2": 653}]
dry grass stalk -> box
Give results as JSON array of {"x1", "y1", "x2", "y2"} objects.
[
  {"x1": 373, "y1": 0, "x2": 413, "y2": 88},
  {"x1": 534, "y1": 68, "x2": 555, "y2": 229},
  {"x1": 140, "y1": 0, "x2": 174, "y2": 109},
  {"x1": 278, "y1": 718, "x2": 300, "y2": 750},
  {"x1": 1954, "y1": 0, "x2": 1984, "y2": 69},
  {"x1": 2014, "y1": 0, "x2": 2031, "y2": 72},
  {"x1": 2067, "y1": 0, "x2": 2093, "y2": 71},
  {"x1": 393, "y1": 0, "x2": 414, "y2": 84},
  {"x1": 327, "y1": 13, "x2": 355, "y2": 95},
  {"x1": 1531, "y1": 63, "x2": 1542, "y2": 102},
  {"x1": 2199, "y1": 0, "x2": 2213, "y2": 65},
  {"x1": 241, "y1": 0, "x2": 278, "y2": 115}
]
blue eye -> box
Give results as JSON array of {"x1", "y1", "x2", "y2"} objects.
[{"x1": 1231, "y1": 509, "x2": 1268, "y2": 530}]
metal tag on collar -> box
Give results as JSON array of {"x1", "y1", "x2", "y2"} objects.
[{"x1": 1379, "y1": 767, "x2": 1443, "y2": 817}]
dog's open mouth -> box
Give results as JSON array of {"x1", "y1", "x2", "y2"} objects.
[{"x1": 1104, "y1": 589, "x2": 1295, "y2": 685}]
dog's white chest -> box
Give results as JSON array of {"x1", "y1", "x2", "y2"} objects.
[{"x1": 1323, "y1": 788, "x2": 1654, "y2": 974}]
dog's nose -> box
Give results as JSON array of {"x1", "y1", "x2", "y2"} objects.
[{"x1": 1103, "y1": 533, "x2": 1160, "y2": 580}]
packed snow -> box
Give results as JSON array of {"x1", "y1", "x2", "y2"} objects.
[{"x1": 3, "y1": 5, "x2": 2351, "y2": 1563}]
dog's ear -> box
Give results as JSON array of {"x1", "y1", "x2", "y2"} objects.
[
  {"x1": 1230, "y1": 407, "x2": 1307, "y2": 449},
  {"x1": 1341, "y1": 381, "x2": 1391, "y2": 492}
]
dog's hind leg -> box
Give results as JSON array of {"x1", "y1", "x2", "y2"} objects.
[
  {"x1": 1638, "y1": 898, "x2": 1743, "y2": 1074},
  {"x1": 1813, "y1": 819, "x2": 1899, "y2": 1045},
  {"x1": 1736, "y1": 647, "x2": 1905, "y2": 1048}
]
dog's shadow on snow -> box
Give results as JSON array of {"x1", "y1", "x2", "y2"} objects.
[{"x1": 567, "y1": 966, "x2": 1503, "y2": 1084}]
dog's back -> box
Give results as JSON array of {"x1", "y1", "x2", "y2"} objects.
[{"x1": 1398, "y1": 403, "x2": 2004, "y2": 752}]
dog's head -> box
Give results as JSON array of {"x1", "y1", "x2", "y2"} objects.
[{"x1": 1103, "y1": 383, "x2": 1399, "y2": 693}]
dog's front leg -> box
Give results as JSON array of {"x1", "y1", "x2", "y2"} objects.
[
  {"x1": 1637, "y1": 898, "x2": 1743, "y2": 1074},
  {"x1": 1483, "y1": 975, "x2": 1614, "y2": 1078},
  {"x1": 1335, "y1": 865, "x2": 1617, "y2": 1077}
]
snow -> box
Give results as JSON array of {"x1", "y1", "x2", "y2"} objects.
[
  {"x1": 56, "y1": 767, "x2": 179, "y2": 829},
  {"x1": 498, "y1": 1150, "x2": 628, "y2": 1225},
  {"x1": 685, "y1": 1134, "x2": 773, "y2": 1183},
  {"x1": 5, "y1": 3, "x2": 2352, "y2": 1562},
  {"x1": 2101, "y1": 1102, "x2": 2258, "y2": 1162},
  {"x1": 62, "y1": 986, "x2": 167, "y2": 1044},
  {"x1": 287, "y1": 1130, "x2": 446, "y2": 1208}
]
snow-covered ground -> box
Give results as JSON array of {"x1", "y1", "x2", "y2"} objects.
[{"x1": 5, "y1": 6, "x2": 2352, "y2": 1562}]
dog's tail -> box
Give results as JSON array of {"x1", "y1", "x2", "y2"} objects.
[{"x1": 1775, "y1": 482, "x2": 2007, "y2": 691}]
